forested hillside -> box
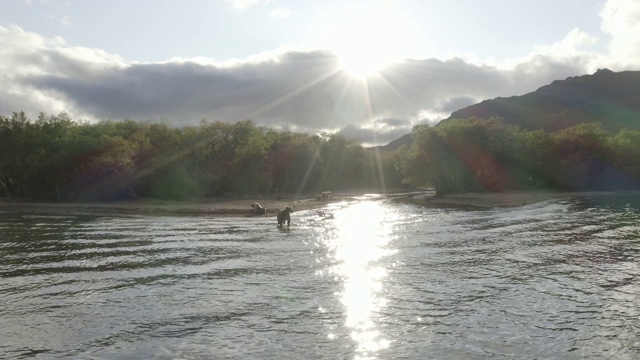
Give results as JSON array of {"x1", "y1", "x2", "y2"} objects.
[
  {"x1": 396, "y1": 117, "x2": 640, "y2": 195},
  {"x1": 385, "y1": 69, "x2": 640, "y2": 151},
  {"x1": 375, "y1": 68, "x2": 640, "y2": 196},
  {"x1": 0, "y1": 112, "x2": 403, "y2": 201}
]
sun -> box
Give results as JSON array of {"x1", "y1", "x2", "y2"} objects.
[
  {"x1": 337, "y1": 51, "x2": 391, "y2": 79},
  {"x1": 308, "y1": 2, "x2": 421, "y2": 79}
]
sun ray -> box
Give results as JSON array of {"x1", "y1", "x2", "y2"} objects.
[
  {"x1": 308, "y1": 1, "x2": 422, "y2": 80},
  {"x1": 246, "y1": 64, "x2": 344, "y2": 118}
]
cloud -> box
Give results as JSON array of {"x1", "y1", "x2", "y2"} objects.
[
  {"x1": 0, "y1": 19, "x2": 630, "y2": 146},
  {"x1": 269, "y1": 8, "x2": 294, "y2": 18},
  {"x1": 337, "y1": 122, "x2": 411, "y2": 146},
  {"x1": 601, "y1": 0, "x2": 640, "y2": 67},
  {"x1": 0, "y1": 25, "x2": 124, "y2": 118},
  {"x1": 437, "y1": 97, "x2": 478, "y2": 114},
  {"x1": 0, "y1": 25, "x2": 593, "y2": 144},
  {"x1": 535, "y1": 28, "x2": 598, "y2": 56}
]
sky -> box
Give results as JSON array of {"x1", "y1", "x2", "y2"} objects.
[{"x1": 1, "y1": 0, "x2": 640, "y2": 146}]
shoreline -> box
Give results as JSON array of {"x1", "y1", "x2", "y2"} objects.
[
  {"x1": 390, "y1": 189, "x2": 640, "y2": 209},
  {"x1": 0, "y1": 196, "x2": 332, "y2": 218},
  {"x1": 1, "y1": 190, "x2": 637, "y2": 217},
  {"x1": 0, "y1": 190, "x2": 386, "y2": 217}
]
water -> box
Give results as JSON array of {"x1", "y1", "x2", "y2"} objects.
[{"x1": 1, "y1": 194, "x2": 639, "y2": 359}]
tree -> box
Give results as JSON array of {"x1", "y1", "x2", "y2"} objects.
[
  {"x1": 606, "y1": 128, "x2": 640, "y2": 189},
  {"x1": 549, "y1": 123, "x2": 611, "y2": 190}
]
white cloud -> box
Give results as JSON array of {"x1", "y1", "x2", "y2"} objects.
[
  {"x1": 601, "y1": 0, "x2": 640, "y2": 68},
  {"x1": 495, "y1": 26, "x2": 605, "y2": 78},
  {"x1": 0, "y1": 25, "x2": 124, "y2": 119},
  {"x1": 540, "y1": 28, "x2": 598, "y2": 55},
  {"x1": 269, "y1": 8, "x2": 294, "y2": 18}
]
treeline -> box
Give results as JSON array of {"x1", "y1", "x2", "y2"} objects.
[
  {"x1": 0, "y1": 112, "x2": 403, "y2": 201},
  {"x1": 397, "y1": 117, "x2": 640, "y2": 195},
  {"x1": 4, "y1": 112, "x2": 639, "y2": 201}
]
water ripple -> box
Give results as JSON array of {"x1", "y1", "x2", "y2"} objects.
[{"x1": 1, "y1": 195, "x2": 640, "y2": 359}]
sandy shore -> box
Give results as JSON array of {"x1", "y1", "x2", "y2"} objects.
[
  {"x1": 1, "y1": 190, "x2": 635, "y2": 217},
  {"x1": 0, "y1": 195, "x2": 334, "y2": 217}
]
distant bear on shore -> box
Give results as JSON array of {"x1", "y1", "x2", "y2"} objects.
[
  {"x1": 316, "y1": 191, "x2": 331, "y2": 201},
  {"x1": 251, "y1": 203, "x2": 266, "y2": 214}
]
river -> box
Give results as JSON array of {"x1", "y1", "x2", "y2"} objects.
[{"x1": 1, "y1": 194, "x2": 639, "y2": 359}]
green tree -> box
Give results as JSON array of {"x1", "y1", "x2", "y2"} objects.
[
  {"x1": 549, "y1": 123, "x2": 611, "y2": 190},
  {"x1": 606, "y1": 128, "x2": 640, "y2": 189}
]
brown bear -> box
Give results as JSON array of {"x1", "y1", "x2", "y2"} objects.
[
  {"x1": 251, "y1": 203, "x2": 267, "y2": 215},
  {"x1": 277, "y1": 205, "x2": 293, "y2": 227}
]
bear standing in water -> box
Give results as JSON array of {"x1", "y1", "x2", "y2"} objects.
[{"x1": 277, "y1": 205, "x2": 293, "y2": 228}]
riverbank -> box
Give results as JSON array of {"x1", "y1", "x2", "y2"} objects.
[
  {"x1": 391, "y1": 189, "x2": 640, "y2": 209},
  {"x1": 2, "y1": 190, "x2": 636, "y2": 217},
  {"x1": 0, "y1": 195, "x2": 334, "y2": 217}
]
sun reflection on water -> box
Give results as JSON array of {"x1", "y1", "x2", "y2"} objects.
[{"x1": 321, "y1": 200, "x2": 398, "y2": 359}]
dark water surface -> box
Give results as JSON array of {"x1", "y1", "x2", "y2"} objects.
[{"x1": 1, "y1": 194, "x2": 639, "y2": 359}]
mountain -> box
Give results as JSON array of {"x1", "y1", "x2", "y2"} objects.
[
  {"x1": 377, "y1": 68, "x2": 640, "y2": 149},
  {"x1": 368, "y1": 131, "x2": 413, "y2": 151},
  {"x1": 445, "y1": 68, "x2": 640, "y2": 132}
]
